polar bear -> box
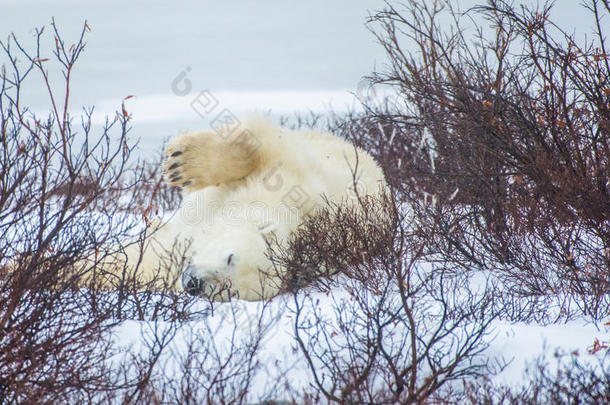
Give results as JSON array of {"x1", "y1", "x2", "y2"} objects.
[{"x1": 95, "y1": 116, "x2": 386, "y2": 301}]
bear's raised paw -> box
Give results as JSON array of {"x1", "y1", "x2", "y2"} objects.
[{"x1": 163, "y1": 134, "x2": 201, "y2": 189}]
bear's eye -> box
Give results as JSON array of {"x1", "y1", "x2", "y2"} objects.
[{"x1": 227, "y1": 253, "x2": 234, "y2": 266}]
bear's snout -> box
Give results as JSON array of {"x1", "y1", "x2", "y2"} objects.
[
  {"x1": 181, "y1": 267, "x2": 203, "y2": 296},
  {"x1": 181, "y1": 265, "x2": 232, "y2": 298}
]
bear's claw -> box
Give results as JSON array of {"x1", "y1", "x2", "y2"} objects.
[{"x1": 163, "y1": 141, "x2": 192, "y2": 188}]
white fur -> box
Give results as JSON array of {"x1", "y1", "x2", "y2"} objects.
[{"x1": 104, "y1": 116, "x2": 386, "y2": 301}]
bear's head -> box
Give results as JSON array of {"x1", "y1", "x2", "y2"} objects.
[{"x1": 180, "y1": 221, "x2": 281, "y2": 301}]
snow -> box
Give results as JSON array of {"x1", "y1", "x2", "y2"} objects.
[
  {"x1": 489, "y1": 319, "x2": 608, "y2": 386},
  {"x1": 106, "y1": 286, "x2": 608, "y2": 400}
]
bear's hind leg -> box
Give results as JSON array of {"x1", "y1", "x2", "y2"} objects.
[{"x1": 81, "y1": 220, "x2": 187, "y2": 291}]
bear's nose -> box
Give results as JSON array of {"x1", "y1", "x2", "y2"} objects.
[
  {"x1": 181, "y1": 268, "x2": 203, "y2": 296},
  {"x1": 181, "y1": 265, "x2": 230, "y2": 298}
]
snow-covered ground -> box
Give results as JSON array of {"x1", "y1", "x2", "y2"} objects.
[
  {"x1": 110, "y1": 289, "x2": 609, "y2": 400},
  {"x1": 489, "y1": 318, "x2": 607, "y2": 386}
]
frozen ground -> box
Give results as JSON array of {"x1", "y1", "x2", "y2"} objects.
[{"x1": 112, "y1": 290, "x2": 609, "y2": 399}]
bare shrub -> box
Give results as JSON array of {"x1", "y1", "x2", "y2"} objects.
[
  {"x1": 337, "y1": 0, "x2": 610, "y2": 320},
  {"x1": 0, "y1": 20, "x2": 144, "y2": 403},
  {"x1": 462, "y1": 351, "x2": 610, "y2": 404},
  {"x1": 266, "y1": 187, "x2": 502, "y2": 404},
  {"x1": 0, "y1": 20, "x2": 270, "y2": 404},
  {"x1": 267, "y1": 0, "x2": 610, "y2": 401},
  {"x1": 103, "y1": 299, "x2": 280, "y2": 405}
]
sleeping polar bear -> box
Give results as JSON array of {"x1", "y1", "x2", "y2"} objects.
[{"x1": 96, "y1": 116, "x2": 386, "y2": 301}]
